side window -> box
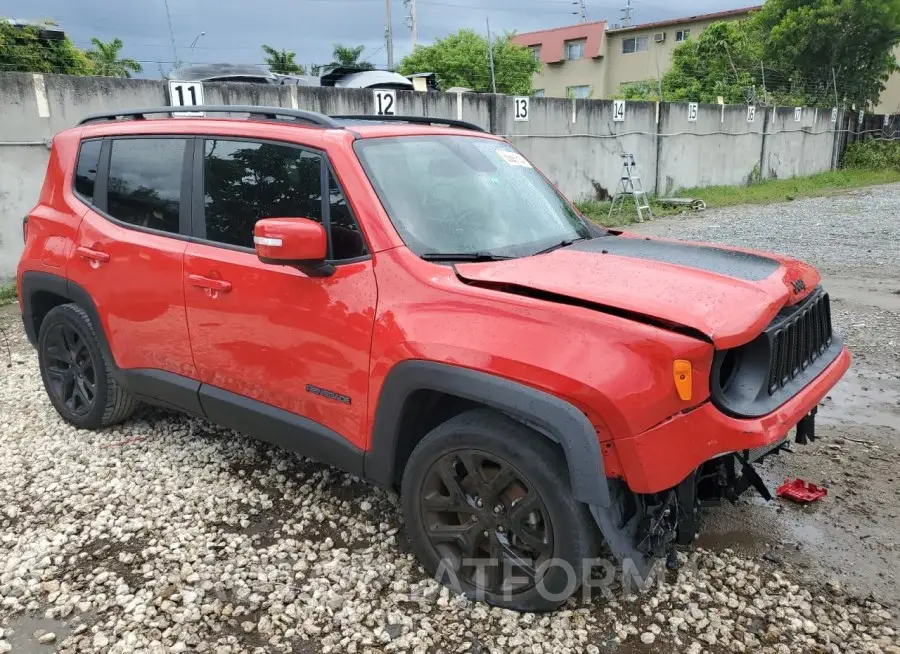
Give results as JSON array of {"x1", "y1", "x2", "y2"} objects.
[
  {"x1": 106, "y1": 138, "x2": 186, "y2": 234},
  {"x1": 203, "y1": 139, "x2": 322, "y2": 249},
  {"x1": 74, "y1": 140, "x2": 102, "y2": 203},
  {"x1": 203, "y1": 139, "x2": 369, "y2": 259},
  {"x1": 328, "y1": 172, "x2": 368, "y2": 259}
]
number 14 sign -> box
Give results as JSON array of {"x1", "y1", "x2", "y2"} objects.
[{"x1": 168, "y1": 81, "x2": 204, "y2": 117}]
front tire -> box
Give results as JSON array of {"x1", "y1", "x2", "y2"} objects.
[
  {"x1": 37, "y1": 303, "x2": 138, "y2": 429},
  {"x1": 401, "y1": 409, "x2": 599, "y2": 612}
]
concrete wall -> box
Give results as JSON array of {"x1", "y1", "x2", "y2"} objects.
[
  {"x1": 762, "y1": 107, "x2": 837, "y2": 180},
  {"x1": 498, "y1": 98, "x2": 658, "y2": 200},
  {"x1": 657, "y1": 102, "x2": 765, "y2": 192},
  {"x1": 0, "y1": 72, "x2": 845, "y2": 277}
]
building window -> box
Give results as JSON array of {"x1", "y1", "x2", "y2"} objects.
[
  {"x1": 565, "y1": 39, "x2": 586, "y2": 60},
  {"x1": 567, "y1": 85, "x2": 591, "y2": 99},
  {"x1": 675, "y1": 29, "x2": 690, "y2": 42},
  {"x1": 533, "y1": 89, "x2": 545, "y2": 98},
  {"x1": 530, "y1": 46, "x2": 541, "y2": 61},
  {"x1": 622, "y1": 36, "x2": 649, "y2": 54}
]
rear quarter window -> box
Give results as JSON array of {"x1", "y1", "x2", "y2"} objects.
[
  {"x1": 106, "y1": 138, "x2": 187, "y2": 235},
  {"x1": 74, "y1": 140, "x2": 102, "y2": 203}
]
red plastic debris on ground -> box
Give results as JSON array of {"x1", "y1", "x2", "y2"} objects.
[{"x1": 776, "y1": 478, "x2": 828, "y2": 503}]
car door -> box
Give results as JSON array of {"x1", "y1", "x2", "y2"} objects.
[
  {"x1": 68, "y1": 135, "x2": 198, "y2": 382},
  {"x1": 183, "y1": 136, "x2": 376, "y2": 449}
]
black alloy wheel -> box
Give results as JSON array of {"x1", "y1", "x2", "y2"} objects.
[
  {"x1": 37, "y1": 303, "x2": 138, "y2": 429},
  {"x1": 43, "y1": 321, "x2": 96, "y2": 417},
  {"x1": 420, "y1": 449, "x2": 554, "y2": 595},
  {"x1": 402, "y1": 408, "x2": 600, "y2": 612}
]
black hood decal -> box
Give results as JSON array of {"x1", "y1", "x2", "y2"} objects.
[{"x1": 570, "y1": 237, "x2": 780, "y2": 282}]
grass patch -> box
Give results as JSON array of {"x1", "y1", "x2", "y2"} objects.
[
  {"x1": 0, "y1": 282, "x2": 17, "y2": 305},
  {"x1": 577, "y1": 168, "x2": 900, "y2": 227}
]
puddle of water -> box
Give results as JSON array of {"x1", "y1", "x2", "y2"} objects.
[
  {"x1": 3, "y1": 616, "x2": 73, "y2": 653},
  {"x1": 818, "y1": 372, "x2": 900, "y2": 431}
]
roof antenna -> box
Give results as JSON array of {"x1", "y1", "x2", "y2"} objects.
[{"x1": 620, "y1": 0, "x2": 634, "y2": 27}]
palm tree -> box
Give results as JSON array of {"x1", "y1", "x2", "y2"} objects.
[
  {"x1": 85, "y1": 37, "x2": 142, "y2": 78},
  {"x1": 261, "y1": 45, "x2": 305, "y2": 75},
  {"x1": 330, "y1": 44, "x2": 375, "y2": 70}
]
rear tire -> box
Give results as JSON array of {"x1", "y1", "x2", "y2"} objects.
[
  {"x1": 401, "y1": 408, "x2": 599, "y2": 612},
  {"x1": 37, "y1": 303, "x2": 138, "y2": 429}
]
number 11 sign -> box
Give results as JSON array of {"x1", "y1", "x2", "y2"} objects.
[{"x1": 168, "y1": 81, "x2": 204, "y2": 117}]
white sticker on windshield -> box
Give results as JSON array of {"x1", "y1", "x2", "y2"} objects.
[{"x1": 496, "y1": 149, "x2": 533, "y2": 168}]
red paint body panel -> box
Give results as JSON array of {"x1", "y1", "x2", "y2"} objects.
[
  {"x1": 615, "y1": 347, "x2": 850, "y2": 493},
  {"x1": 183, "y1": 244, "x2": 377, "y2": 449},
  {"x1": 69, "y1": 209, "x2": 197, "y2": 378},
  {"x1": 17, "y1": 132, "x2": 85, "y2": 293},
  {"x1": 366, "y1": 247, "x2": 715, "y2": 449},
  {"x1": 456, "y1": 248, "x2": 819, "y2": 349}
]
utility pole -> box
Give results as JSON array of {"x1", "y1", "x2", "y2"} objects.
[
  {"x1": 620, "y1": 0, "x2": 633, "y2": 27},
  {"x1": 405, "y1": 0, "x2": 418, "y2": 49},
  {"x1": 162, "y1": 0, "x2": 180, "y2": 69},
  {"x1": 385, "y1": 0, "x2": 395, "y2": 69},
  {"x1": 572, "y1": 0, "x2": 587, "y2": 24},
  {"x1": 486, "y1": 16, "x2": 497, "y2": 94},
  {"x1": 760, "y1": 60, "x2": 767, "y2": 104}
]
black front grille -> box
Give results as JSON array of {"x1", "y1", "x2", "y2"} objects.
[{"x1": 766, "y1": 292, "x2": 832, "y2": 394}]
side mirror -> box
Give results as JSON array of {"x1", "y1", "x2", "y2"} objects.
[{"x1": 254, "y1": 217, "x2": 333, "y2": 277}]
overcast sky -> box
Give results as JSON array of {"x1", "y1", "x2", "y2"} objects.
[{"x1": 11, "y1": 0, "x2": 755, "y2": 75}]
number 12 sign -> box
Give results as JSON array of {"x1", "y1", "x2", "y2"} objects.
[{"x1": 168, "y1": 81, "x2": 204, "y2": 117}]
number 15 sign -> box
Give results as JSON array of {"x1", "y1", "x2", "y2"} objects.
[{"x1": 168, "y1": 81, "x2": 204, "y2": 117}]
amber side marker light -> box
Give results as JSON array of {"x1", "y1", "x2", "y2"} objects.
[{"x1": 673, "y1": 360, "x2": 692, "y2": 401}]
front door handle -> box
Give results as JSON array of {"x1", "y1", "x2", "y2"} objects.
[
  {"x1": 187, "y1": 274, "x2": 232, "y2": 293},
  {"x1": 75, "y1": 246, "x2": 110, "y2": 267}
]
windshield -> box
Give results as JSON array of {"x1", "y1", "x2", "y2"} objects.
[{"x1": 354, "y1": 136, "x2": 592, "y2": 258}]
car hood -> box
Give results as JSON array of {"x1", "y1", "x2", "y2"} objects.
[{"x1": 454, "y1": 234, "x2": 821, "y2": 349}]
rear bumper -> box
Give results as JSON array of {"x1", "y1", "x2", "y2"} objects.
[{"x1": 614, "y1": 346, "x2": 851, "y2": 494}]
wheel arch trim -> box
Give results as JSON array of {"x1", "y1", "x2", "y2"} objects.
[{"x1": 365, "y1": 360, "x2": 612, "y2": 509}]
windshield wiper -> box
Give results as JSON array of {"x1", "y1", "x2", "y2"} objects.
[
  {"x1": 420, "y1": 252, "x2": 515, "y2": 262},
  {"x1": 533, "y1": 237, "x2": 586, "y2": 256}
]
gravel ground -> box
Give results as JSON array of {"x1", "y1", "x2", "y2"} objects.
[{"x1": 1, "y1": 185, "x2": 899, "y2": 653}]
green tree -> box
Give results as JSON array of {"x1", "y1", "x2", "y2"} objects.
[
  {"x1": 625, "y1": 1, "x2": 900, "y2": 109},
  {"x1": 0, "y1": 20, "x2": 92, "y2": 75},
  {"x1": 757, "y1": 0, "x2": 900, "y2": 109},
  {"x1": 330, "y1": 44, "x2": 374, "y2": 70},
  {"x1": 261, "y1": 45, "x2": 306, "y2": 75},
  {"x1": 657, "y1": 20, "x2": 763, "y2": 105},
  {"x1": 85, "y1": 37, "x2": 142, "y2": 78},
  {"x1": 397, "y1": 29, "x2": 540, "y2": 94}
]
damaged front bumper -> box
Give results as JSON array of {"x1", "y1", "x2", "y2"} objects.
[
  {"x1": 613, "y1": 346, "x2": 851, "y2": 495},
  {"x1": 591, "y1": 346, "x2": 849, "y2": 571}
]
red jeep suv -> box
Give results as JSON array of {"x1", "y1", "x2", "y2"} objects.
[{"x1": 17, "y1": 106, "x2": 849, "y2": 611}]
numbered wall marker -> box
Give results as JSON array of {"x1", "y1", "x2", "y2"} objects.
[
  {"x1": 613, "y1": 99, "x2": 626, "y2": 122},
  {"x1": 373, "y1": 89, "x2": 396, "y2": 116},
  {"x1": 794, "y1": 107, "x2": 802, "y2": 122},
  {"x1": 831, "y1": 107, "x2": 838, "y2": 123},
  {"x1": 514, "y1": 97, "x2": 530, "y2": 121},
  {"x1": 687, "y1": 102, "x2": 698, "y2": 122},
  {"x1": 885, "y1": 114, "x2": 891, "y2": 126},
  {"x1": 168, "y1": 81, "x2": 204, "y2": 117},
  {"x1": 746, "y1": 105, "x2": 756, "y2": 123}
]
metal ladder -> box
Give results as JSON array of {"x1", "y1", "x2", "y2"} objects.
[{"x1": 608, "y1": 153, "x2": 653, "y2": 223}]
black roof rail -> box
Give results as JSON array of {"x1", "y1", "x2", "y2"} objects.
[
  {"x1": 331, "y1": 114, "x2": 486, "y2": 133},
  {"x1": 78, "y1": 105, "x2": 342, "y2": 128}
]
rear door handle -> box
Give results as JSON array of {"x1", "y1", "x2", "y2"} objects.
[
  {"x1": 187, "y1": 274, "x2": 232, "y2": 293},
  {"x1": 75, "y1": 246, "x2": 110, "y2": 265}
]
